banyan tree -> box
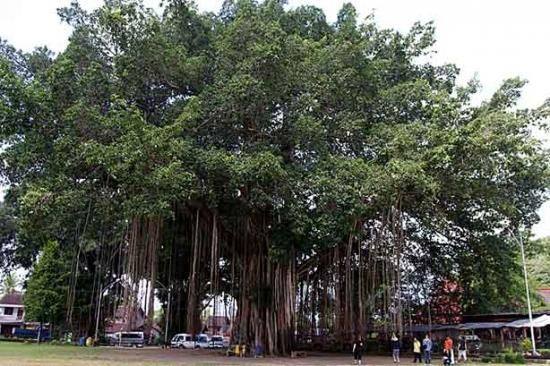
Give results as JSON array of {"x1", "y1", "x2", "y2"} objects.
[{"x1": 0, "y1": 0, "x2": 548, "y2": 355}]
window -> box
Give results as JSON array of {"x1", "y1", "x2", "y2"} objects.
[
  {"x1": 4, "y1": 307, "x2": 13, "y2": 316},
  {"x1": 17, "y1": 308, "x2": 24, "y2": 318}
]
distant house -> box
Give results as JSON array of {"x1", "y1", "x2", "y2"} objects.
[
  {"x1": 104, "y1": 305, "x2": 145, "y2": 334},
  {"x1": 206, "y1": 315, "x2": 230, "y2": 335},
  {"x1": 537, "y1": 288, "x2": 550, "y2": 305},
  {"x1": 0, "y1": 291, "x2": 25, "y2": 337}
]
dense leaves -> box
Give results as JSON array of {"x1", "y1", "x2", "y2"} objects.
[{"x1": 24, "y1": 241, "x2": 70, "y2": 327}]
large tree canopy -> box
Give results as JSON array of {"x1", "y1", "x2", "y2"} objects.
[{"x1": 0, "y1": 0, "x2": 548, "y2": 353}]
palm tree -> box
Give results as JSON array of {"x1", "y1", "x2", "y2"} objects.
[{"x1": 0, "y1": 273, "x2": 18, "y2": 295}]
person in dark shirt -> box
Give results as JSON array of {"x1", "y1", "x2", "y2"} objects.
[
  {"x1": 391, "y1": 333, "x2": 401, "y2": 363},
  {"x1": 353, "y1": 336, "x2": 365, "y2": 365},
  {"x1": 457, "y1": 336, "x2": 467, "y2": 363}
]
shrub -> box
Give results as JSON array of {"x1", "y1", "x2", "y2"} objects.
[
  {"x1": 520, "y1": 338, "x2": 532, "y2": 353},
  {"x1": 500, "y1": 349, "x2": 525, "y2": 364}
]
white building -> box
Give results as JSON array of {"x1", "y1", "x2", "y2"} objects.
[{"x1": 0, "y1": 291, "x2": 25, "y2": 337}]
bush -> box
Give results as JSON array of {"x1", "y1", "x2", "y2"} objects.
[
  {"x1": 520, "y1": 338, "x2": 532, "y2": 353},
  {"x1": 480, "y1": 356, "x2": 492, "y2": 363},
  {"x1": 501, "y1": 349, "x2": 525, "y2": 364}
]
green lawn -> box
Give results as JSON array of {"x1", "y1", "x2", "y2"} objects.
[
  {"x1": 0, "y1": 342, "x2": 542, "y2": 366},
  {"x1": 0, "y1": 342, "x2": 101, "y2": 359},
  {"x1": 0, "y1": 343, "x2": 167, "y2": 366}
]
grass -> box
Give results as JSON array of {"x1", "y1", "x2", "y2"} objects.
[
  {"x1": 0, "y1": 342, "x2": 100, "y2": 358},
  {"x1": 0, "y1": 343, "x2": 166, "y2": 366},
  {"x1": 0, "y1": 342, "x2": 543, "y2": 366}
]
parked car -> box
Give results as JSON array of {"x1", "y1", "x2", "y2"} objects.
[
  {"x1": 170, "y1": 333, "x2": 195, "y2": 349},
  {"x1": 110, "y1": 331, "x2": 144, "y2": 348},
  {"x1": 462, "y1": 334, "x2": 482, "y2": 351},
  {"x1": 194, "y1": 334, "x2": 210, "y2": 349},
  {"x1": 208, "y1": 335, "x2": 226, "y2": 348}
]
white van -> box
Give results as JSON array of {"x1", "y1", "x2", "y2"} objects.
[
  {"x1": 110, "y1": 331, "x2": 144, "y2": 348},
  {"x1": 194, "y1": 334, "x2": 210, "y2": 349},
  {"x1": 170, "y1": 333, "x2": 195, "y2": 349}
]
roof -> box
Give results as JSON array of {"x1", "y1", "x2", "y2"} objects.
[
  {"x1": 505, "y1": 315, "x2": 550, "y2": 328},
  {"x1": 463, "y1": 311, "x2": 549, "y2": 323},
  {"x1": 460, "y1": 322, "x2": 508, "y2": 330},
  {"x1": 537, "y1": 288, "x2": 550, "y2": 305},
  {"x1": 0, "y1": 291, "x2": 23, "y2": 306}
]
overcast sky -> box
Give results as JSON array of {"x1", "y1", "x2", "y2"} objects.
[{"x1": 0, "y1": 0, "x2": 549, "y2": 237}]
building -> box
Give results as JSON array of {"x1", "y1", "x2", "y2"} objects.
[
  {"x1": 0, "y1": 291, "x2": 25, "y2": 337},
  {"x1": 537, "y1": 288, "x2": 550, "y2": 306},
  {"x1": 205, "y1": 315, "x2": 230, "y2": 336},
  {"x1": 104, "y1": 305, "x2": 145, "y2": 334}
]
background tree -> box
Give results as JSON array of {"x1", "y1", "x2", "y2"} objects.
[
  {"x1": 527, "y1": 237, "x2": 550, "y2": 287},
  {"x1": 0, "y1": 273, "x2": 18, "y2": 295},
  {"x1": 24, "y1": 241, "x2": 70, "y2": 333}
]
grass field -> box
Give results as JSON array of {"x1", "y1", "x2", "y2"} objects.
[{"x1": 0, "y1": 342, "x2": 537, "y2": 366}]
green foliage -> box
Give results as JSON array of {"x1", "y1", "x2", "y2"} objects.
[
  {"x1": 24, "y1": 241, "x2": 70, "y2": 327},
  {"x1": 526, "y1": 236, "x2": 550, "y2": 286},
  {"x1": 520, "y1": 338, "x2": 532, "y2": 353},
  {"x1": 0, "y1": 273, "x2": 19, "y2": 295},
  {"x1": 0, "y1": 0, "x2": 548, "y2": 325},
  {"x1": 501, "y1": 348, "x2": 525, "y2": 364}
]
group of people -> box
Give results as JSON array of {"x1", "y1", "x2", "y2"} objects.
[{"x1": 352, "y1": 333, "x2": 468, "y2": 365}]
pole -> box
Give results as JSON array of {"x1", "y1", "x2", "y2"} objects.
[
  {"x1": 94, "y1": 289, "x2": 103, "y2": 342},
  {"x1": 37, "y1": 320, "x2": 42, "y2": 344},
  {"x1": 165, "y1": 286, "x2": 171, "y2": 345},
  {"x1": 517, "y1": 231, "x2": 537, "y2": 356}
]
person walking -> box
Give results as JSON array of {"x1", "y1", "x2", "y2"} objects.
[
  {"x1": 443, "y1": 349, "x2": 451, "y2": 366},
  {"x1": 413, "y1": 337, "x2": 422, "y2": 363},
  {"x1": 391, "y1": 333, "x2": 401, "y2": 363},
  {"x1": 422, "y1": 334, "x2": 433, "y2": 365},
  {"x1": 444, "y1": 336, "x2": 454, "y2": 365},
  {"x1": 353, "y1": 336, "x2": 365, "y2": 365},
  {"x1": 254, "y1": 342, "x2": 263, "y2": 358},
  {"x1": 457, "y1": 336, "x2": 467, "y2": 363}
]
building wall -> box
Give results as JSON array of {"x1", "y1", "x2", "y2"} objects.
[{"x1": 0, "y1": 304, "x2": 25, "y2": 323}]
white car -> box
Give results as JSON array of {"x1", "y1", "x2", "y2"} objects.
[
  {"x1": 110, "y1": 331, "x2": 145, "y2": 348},
  {"x1": 170, "y1": 333, "x2": 195, "y2": 349},
  {"x1": 194, "y1": 334, "x2": 210, "y2": 349},
  {"x1": 208, "y1": 335, "x2": 226, "y2": 348}
]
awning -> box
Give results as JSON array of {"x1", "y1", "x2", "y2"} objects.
[
  {"x1": 409, "y1": 324, "x2": 439, "y2": 333},
  {"x1": 505, "y1": 315, "x2": 550, "y2": 328},
  {"x1": 460, "y1": 322, "x2": 508, "y2": 330}
]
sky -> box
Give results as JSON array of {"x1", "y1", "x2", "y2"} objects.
[{"x1": 0, "y1": 0, "x2": 549, "y2": 237}]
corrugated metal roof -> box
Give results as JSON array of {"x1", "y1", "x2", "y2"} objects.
[
  {"x1": 459, "y1": 322, "x2": 508, "y2": 330},
  {"x1": 506, "y1": 315, "x2": 550, "y2": 328}
]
